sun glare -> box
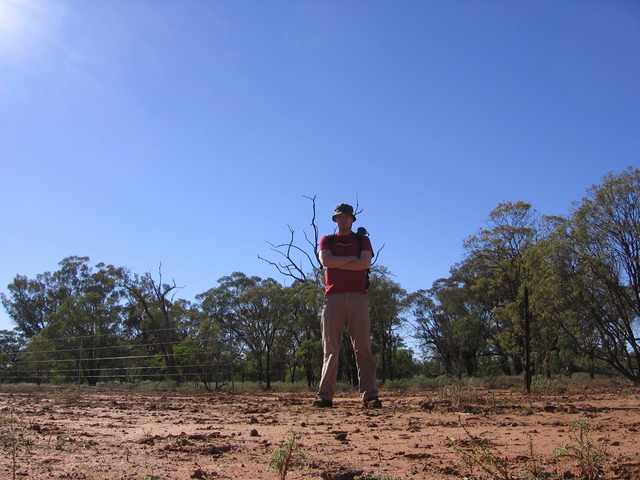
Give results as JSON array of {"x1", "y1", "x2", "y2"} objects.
[
  {"x1": 0, "y1": 0, "x2": 26, "y2": 39},
  {"x1": 0, "y1": 0, "x2": 63, "y2": 60}
]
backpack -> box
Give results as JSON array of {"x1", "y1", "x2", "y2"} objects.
[{"x1": 327, "y1": 227, "x2": 371, "y2": 289}]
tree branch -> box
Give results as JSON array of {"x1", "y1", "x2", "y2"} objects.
[{"x1": 259, "y1": 195, "x2": 323, "y2": 283}]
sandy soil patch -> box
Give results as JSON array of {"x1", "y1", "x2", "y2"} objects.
[{"x1": 1, "y1": 385, "x2": 639, "y2": 479}]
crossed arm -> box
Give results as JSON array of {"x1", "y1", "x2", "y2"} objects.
[{"x1": 319, "y1": 249, "x2": 372, "y2": 271}]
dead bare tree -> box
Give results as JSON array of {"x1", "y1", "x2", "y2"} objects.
[
  {"x1": 258, "y1": 195, "x2": 324, "y2": 283},
  {"x1": 258, "y1": 194, "x2": 379, "y2": 283},
  {"x1": 121, "y1": 264, "x2": 185, "y2": 384}
]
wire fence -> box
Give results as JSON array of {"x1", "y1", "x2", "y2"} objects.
[
  {"x1": 0, "y1": 329, "x2": 317, "y2": 390},
  {"x1": 1, "y1": 357, "x2": 305, "y2": 390}
]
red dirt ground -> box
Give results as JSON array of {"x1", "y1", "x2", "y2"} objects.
[{"x1": 1, "y1": 383, "x2": 639, "y2": 479}]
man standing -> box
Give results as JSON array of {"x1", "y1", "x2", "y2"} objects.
[{"x1": 312, "y1": 203, "x2": 381, "y2": 409}]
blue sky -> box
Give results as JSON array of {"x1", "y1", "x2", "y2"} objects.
[{"x1": 1, "y1": 1, "x2": 639, "y2": 332}]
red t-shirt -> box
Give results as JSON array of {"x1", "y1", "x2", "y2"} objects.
[{"x1": 319, "y1": 232, "x2": 373, "y2": 295}]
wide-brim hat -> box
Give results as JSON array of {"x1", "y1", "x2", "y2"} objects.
[{"x1": 332, "y1": 203, "x2": 356, "y2": 222}]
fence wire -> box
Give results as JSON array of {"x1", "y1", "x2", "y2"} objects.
[{"x1": 0, "y1": 328, "x2": 308, "y2": 388}]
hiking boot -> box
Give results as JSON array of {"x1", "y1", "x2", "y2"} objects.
[
  {"x1": 312, "y1": 397, "x2": 333, "y2": 408},
  {"x1": 363, "y1": 397, "x2": 382, "y2": 409}
]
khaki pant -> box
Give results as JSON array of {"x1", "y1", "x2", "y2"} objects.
[{"x1": 316, "y1": 292, "x2": 378, "y2": 401}]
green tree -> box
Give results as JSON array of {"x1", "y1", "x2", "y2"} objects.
[
  {"x1": 0, "y1": 330, "x2": 24, "y2": 383},
  {"x1": 546, "y1": 168, "x2": 640, "y2": 383},
  {"x1": 198, "y1": 273, "x2": 292, "y2": 389},
  {"x1": 368, "y1": 266, "x2": 409, "y2": 381},
  {"x1": 1, "y1": 256, "x2": 97, "y2": 337},
  {"x1": 18, "y1": 335, "x2": 52, "y2": 384},
  {"x1": 176, "y1": 306, "x2": 242, "y2": 391},
  {"x1": 411, "y1": 269, "x2": 488, "y2": 378},
  {"x1": 2, "y1": 258, "x2": 129, "y2": 385},
  {"x1": 1, "y1": 275, "x2": 51, "y2": 337},
  {"x1": 284, "y1": 278, "x2": 324, "y2": 386},
  {"x1": 462, "y1": 201, "x2": 541, "y2": 375},
  {"x1": 25, "y1": 259, "x2": 127, "y2": 385},
  {"x1": 121, "y1": 266, "x2": 187, "y2": 385},
  {"x1": 527, "y1": 217, "x2": 588, "y2": 377}
]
